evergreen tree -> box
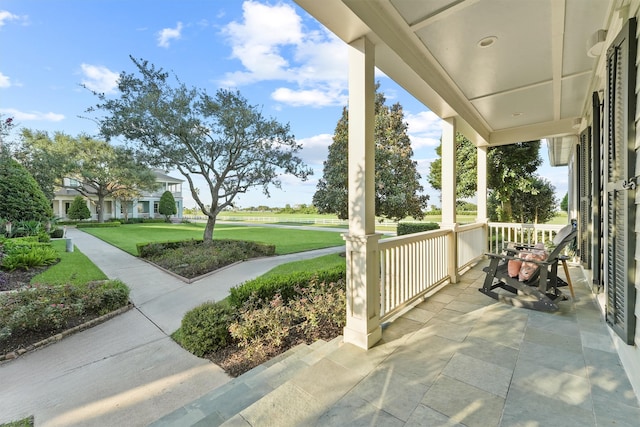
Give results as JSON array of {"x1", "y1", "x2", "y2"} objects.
[
  {"x1": 428, "y1": 138, "x2": 544, "y2": 222},
  {"x1": 67, "y1": 196, "x2": 91, "y2": 221},
  {"x1": 313, "y1": 86, "x2": 428, "y2": 221},
  {"x1": 428, "y1": 133, "x2": 478, "y2": 198},
  {"x1": 560, "y1": 192, "x2": 569, "y2": 212},
  {"x1": 159, "y1": 190, "x2": 177, "y2": 222},
  {"x1": 0, "y1": 156, "x2": 53, "y2": 223}
]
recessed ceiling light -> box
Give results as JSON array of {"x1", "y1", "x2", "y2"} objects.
[{"x1": 478, "y1": 36, "x2": 497, "y2": 48}]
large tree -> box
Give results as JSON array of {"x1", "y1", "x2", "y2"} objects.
[
  {"x1": 428, "y1": 138, "x2": 545, "y2": 222},
  {"x1": 313, "y1": 87, "x2": 428, "y2": 221},
  {"x1": 12, "y1": 130, "x2": 77, "y2": 201},
  {"x1": 87, "y1": 57, "x2": 312, "y2": 242},
  {"x1": 66, "y1": 136, "x2": 159, "y2": 223},
  {"x1": 487, "y1": 141, "x2": 542, "y2": 221},
  {"x1": 509, "y1": 176, "x2": 557, "y2": 223}
]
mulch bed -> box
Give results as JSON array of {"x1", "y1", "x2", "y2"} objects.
[{"x1": 0, "y1": 266, "x2": 47, "y2": 292}]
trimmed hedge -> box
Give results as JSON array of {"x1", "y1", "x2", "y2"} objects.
[
  {"x1": 228, "y1": 264, "x2": 346, "y2": 308},
  {"x1": 108, "y1": 218, "x2": 167, "y2": 224},
  {"x1": 396, "y1": 222, "x2": 440, "y2": 236},
  {"x1": 137, "y1": 239, "x2": 275, "y2": 259},
  {"x1": 50, "y1": 228, "x2": 65, "y2": 238},
  {"x1": 76, "y1": 222, "x2": 121, "y2": 229},
  {"x1": 137, "y1": 239, "x2": 203, "y2": 257}
]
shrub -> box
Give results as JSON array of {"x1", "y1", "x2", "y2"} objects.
[
  {"x1": 396, "y1": 222, "x2": 440, "y2": 236},
  {"x1": 50, "y1": 228, "x2": 65, "y2": 238},
  {"x1": 67, "y1": 196, "x2": 91, "y2": 221},
  {"x1": 228, "y1": 264, "x2": 346, "y2": 308},
  {"x1": 76, "y1": 222, "x2": 121, "y2": 228},
  {"x1": 1, "y1": 242, "x2": 59, "y2": 271},
  {"x1": 87, "y1": 280, "x2": 130, "y2": 314},
  {"x1": 229, "y1": 280, "x2": 346, "y2": 359},
  {"x1": 0, "y1": 157, "x2": 53, "y2": 223},
  {"x1": 137, "y1": 239, "x2": 203, "y2": 257},
  {"x1": 0, "y1": 280, "x2": 130, "y2": 339},
  {"x1": 180, "y1": 301, "x2": 236, "y2": 357},
  {"x1": 138, "y1": 239, "x2": 276, "y2": 279},
  {"x1": 159, "y1": 191, "x2": 177, "y2": 222}
]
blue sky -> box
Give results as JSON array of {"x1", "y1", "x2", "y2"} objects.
[{"x1": 0, "y1": 0, "x2": 567, "y2": 210}]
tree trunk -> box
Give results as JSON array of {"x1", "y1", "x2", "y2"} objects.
[
  {"x1": 122, "y1": 202, "x2": 129, "y2": 222},
  {"x1": 203, "y1": 214, "x2": 216, "y2": 243},
  {"x1": 97, "y1": 195, "x2": 105, "y2": 223}
]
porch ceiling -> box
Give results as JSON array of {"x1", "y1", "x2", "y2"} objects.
[{"x1": 295, "y1": 0, "x2": 616, "y2": 146}]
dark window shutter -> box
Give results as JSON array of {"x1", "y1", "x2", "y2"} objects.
[
  {"x1": 604, "y1": 18, "x2": 637, "y2": 345},
  {"x1": 579, "y1": 127, "x2": 592, "y2": 269},
  {"x1": 592, "y1": 91, "x2": 603, "y2": 291}
]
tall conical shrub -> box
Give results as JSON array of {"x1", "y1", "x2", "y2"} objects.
[{"x1": 0, "y1": 156, "x2": 53, "y2": 222}]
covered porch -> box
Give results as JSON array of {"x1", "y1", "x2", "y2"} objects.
[
  {"x1": 290, "y1": 0, "x2": 640, "y2": 406},
  {"x1": 155, "y1": 261, "x2": 640, "y2": 426}
]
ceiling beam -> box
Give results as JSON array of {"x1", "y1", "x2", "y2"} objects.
[
  {"x1": 409, "y1": 0, "x2": 480, "y2": 31},
  {"x1": 551, "y1": 0, "x2": 566, "y2": 120},
  {"x1": 489, "y1": 117, "x2": 577, "y2": 146}
]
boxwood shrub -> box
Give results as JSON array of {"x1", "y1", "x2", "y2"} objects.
[
  {"x1": 396, "y1": 222, "x2": 440, "y2": 236},
  {"x1": 76, "y1": 222, "x2": 121, "y2": 229},
  {"x1": 228, "y1": 264, "x2": 346, "y2": 308},
  {"x1": 179, "y1": 301, "x2": 236, "y2": 357}
]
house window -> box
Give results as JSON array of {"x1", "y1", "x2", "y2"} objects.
[
  {"x1": 153, "y1": 202, "x2": 159, "y2": 214},
  {"x1": 137, "y1": 201, "x2": 149, "y2": 214}
]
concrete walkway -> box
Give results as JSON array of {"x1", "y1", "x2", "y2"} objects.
[{"x1": 0, "y1": 228, "x2": 344, "y2": 426}]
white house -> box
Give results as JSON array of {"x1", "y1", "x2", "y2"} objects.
[{"x1": 52, "y1": 169, "x2": 184, "y2": 221}]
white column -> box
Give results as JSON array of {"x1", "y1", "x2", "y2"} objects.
[
  {"x1": 342, "y1": 36, "x2": 382, "y2": 350},
  {"x1": 476, "y1": 145, "x2": 488, "y2": 223},
  {"x1": 441, "y1": 118, "x2": 458, "y2": 283}
]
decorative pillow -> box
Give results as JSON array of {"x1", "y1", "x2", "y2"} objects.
[
  {"x1": 518, "y1": 244, "x2": 548, "y2": 282},
  {"x1": 507, "y1": 258, "x2": 523, "y2": 277}
]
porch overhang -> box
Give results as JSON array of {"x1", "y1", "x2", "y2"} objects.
[
  {"x1": 295, "y1": 0, "x2": 614, "y2": 147},
  {"x1": 547, "y1": 135, "x2": 578, "y2": 166}
]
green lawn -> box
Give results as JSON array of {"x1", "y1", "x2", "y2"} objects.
[
  {"x1": 81, "y1": 223, "x2": 345, "y2": 256},
  {"x1": 31, "y1": 239, "x2": 108, "y2": 285}
]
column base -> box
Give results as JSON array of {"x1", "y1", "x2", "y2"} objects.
[{"x1": 343, "y1": 325, "x2": 382, "y2": 350}]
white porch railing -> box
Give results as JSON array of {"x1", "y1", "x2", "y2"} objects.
[
  {"x1": 379, "y1": 229, "x2": 451, "y2": 321},
  {"x1": 487, "y1": 222, "x2": 565, "y2": 253},
  {"x1": 378, "y1": 221, "x2": 571, "y2": 321},
  {"x1": 457, "y1": 222, "x2": 487, "y2": 270}
]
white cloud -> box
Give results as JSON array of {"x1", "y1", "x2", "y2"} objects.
[
  {"x1": 0, "y1": 72, "x2": 10, "y2": 88},
  {"x1": 0, "y1": 10, "x2": 26, "y2": 27},
  {"x1": 272, "y1": 87, "x2": 345, "y2": 108},
  {"x1": 220, "y1": 1, "x2": 348, "y2": 107},
  {"x1": 157, "y1": 21, "x2": 183, "y2": 48},
  {"x1": 298, "y1": 133, "x2": 333, "y2": 165},
  {"x1": 0, "y1": 108, "x2": 64, "y2": 122},
  {"x1": 80, "y1": 64, "x2": 119, "y2": 94},
  {"x1": 405, "y1": 110, "x2": 443, "y2": 148}
]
